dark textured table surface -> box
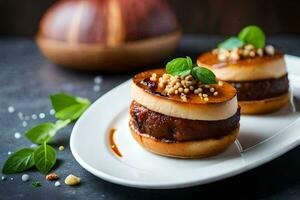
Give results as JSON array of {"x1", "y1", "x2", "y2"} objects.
[{"x1": 0, "y1": 36, "x2": 300, "y2": 200}]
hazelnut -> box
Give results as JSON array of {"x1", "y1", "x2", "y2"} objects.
[
  {"x1": 46, "y1": 173, "x2": 59, "y2": 181},
  {"x1": 64, "y1": 174, "x2": 80, "y2": 186},
  {"x1": 265, "y1": 45, "x2": 275, "y2": 56}
]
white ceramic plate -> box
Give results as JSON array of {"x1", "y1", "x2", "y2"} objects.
[{"x1": 70, "y1": 55, "x2": 300, "y2": 189}]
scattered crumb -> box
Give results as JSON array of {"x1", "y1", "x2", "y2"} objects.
[
  {"x1": 8, "y1": 106, "x2": 15, "y2": 113},
  {"x1": 93, "y1": 85, "x2": 101, "y2": 92},
  {"x1": 22, "y1": 121, "x2": 27, "y2": 127},
  {"x1": 54, "y1": 181, "x2": 61, "y2": 187},
  {"x1": 64, "y1": 174, "x2": 80, "y2": 186},
  {"x1": 22, "y1": 174, "x2": 30, "y2": 182},
  {"x1": 31, "y1": 114, "x2": 37, "y2": 120},
  {"x1": 46, "y1": 173, "x2": 59, "y2": 181},
  {"x1": 39, "y1": 113, "x2": 45, "y2": 119},
  {"x1": 18, "y1": 112, "x2": 24, "y2": 120},
  {"x1": 49, "y1": 109, "x2": 55, "y2": 115},
  {"x1": 14, "y1": 132, "x2": 21, "y2": 139},
  {"x1": 58, "y1": 146, "x2": 65, "y2": 151},
  {"x1": 94, "y1": 76, "x2": 103, "y2": 84}
]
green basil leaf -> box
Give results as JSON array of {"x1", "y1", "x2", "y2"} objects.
[
  {"x1": 50, "y1": 93, "x2": 90, "y2": 121},
  {"x1": 55, "y1": 104, "x2": 89, "y2": 120},
  {"x1": 2, "y1": 148, "x2": 35, "y2": 174},
  {"x1": 218, "y1": 37, "x2": 244, "y2": 50},
  {"x1": 25, "y1": 120, "x2": 71, "y2": 144},
  {"x1": 238, "y1": 25, "x2": 266, "y2": 48},
  {"x1": 34, "y1": 143, "x2": 56, "y2": 174},
  {"x1": 25, "y1": 123, "x2": 56, "y2": 144},
  {"x1": 191, "y1": 67, "x2": 217, "y2": 84},
  {"x1": 32, "y1": 181, "x2": 41, "y2": 188},
  {"x1": 166, "y1": 57, "x2": 193, "y2": 76}
]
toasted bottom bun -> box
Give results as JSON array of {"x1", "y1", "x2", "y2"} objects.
[
  {"x1": 129, "y1": 118, "x2": 239, "y2": 158},
  {"x1": 239, "y1": 92, "x2": 290, "y2": 115}
]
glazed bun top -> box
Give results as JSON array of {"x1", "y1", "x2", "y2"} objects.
[
  {"x1": 197, "y1": 51, "x2": 287, "y2": 81},
  {"x1": 131, "y1": 69, "x2": 238, "y2": 121}
]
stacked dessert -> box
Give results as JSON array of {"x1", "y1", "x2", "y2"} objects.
[
  {"x1": 197, "y1": 25, "x2": 289, "y2": 114},
  {"x1": 129, "y1": 57, "x2": 240, "y2": 158}
]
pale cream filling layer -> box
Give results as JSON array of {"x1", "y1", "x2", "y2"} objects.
[
  {"x1": 131, "y1": 82, "x2": 238, "y2": 121},
  {"x1": 199, "y1": 57, "x2": 287, "y2": 81}
]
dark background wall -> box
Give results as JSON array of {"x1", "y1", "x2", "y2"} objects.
[{"x1": 0, "y1": 0, "x2": 300, "y2": 36}]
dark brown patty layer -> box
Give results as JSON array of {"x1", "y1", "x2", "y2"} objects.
[
  {"x1": 231, "y1": 74, "x2": 289, "y2": 101},
  {"x1": 130, "y1": 101, "x2": 240, "y2": 142}
]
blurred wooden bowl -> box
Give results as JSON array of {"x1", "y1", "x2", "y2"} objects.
[
  {"x1": 36, "y1": 0, "x2": 181, "y2": 71},
  {"x1": 36, "y1": 28, "x2": 181, "y2": 71}
]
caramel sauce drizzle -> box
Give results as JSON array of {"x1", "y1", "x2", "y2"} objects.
[{"x1": 108, "y1": 128, "x2": 122, "y2": 157}]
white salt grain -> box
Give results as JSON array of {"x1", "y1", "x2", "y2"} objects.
[
  {"x1": 18, "y1": 112, "x2": 24, "y2": 120},
  {"x1": 49, "y1": 109, "x2": 55, "y2": 115},
  {"x1": 31, "y1": 114, "x2": 37, "y2": 120},
  {"x1": 14, "y1": 132, "x2": 21, "y2": 139},
  {"x1": 21, "y1": 174, "x2": 30, "y2": 182},
  {"x1": 94, "y1": 76, "x2": 103, "y2": 84},
  {"x1": 54, "y1": 181, "x2": 61, "y2": 187},
  {"x1": 93, "y1": 85, "x2": 101, "y2": 92},
  {"x1": 8, "y1": 106, "x2": 15, "y2": 113},
  {"x1": 39, "y1": 113, "x2": 45, "y2": 119},
  {"x1": 22, "y1": 121, "x2": 27, "y2": 127}
]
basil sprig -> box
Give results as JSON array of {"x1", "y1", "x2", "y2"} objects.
[
  {"x1": 166, "y1": 57, "x2": 217, "y2": 84},
  {"x1": 238, "y1": 25, "x2": 265, "y2": 48},
  {"x1": 218, "y1": 37, "x2": 244, "y2": 50},
  {"x1": 166, "y1": 56, "x2": 193, "y2": 77},
  {"x1": 2, "y1": 93, "x2": 91, "y2": 175},
  {"x1": 2, "y1": 148, "x2": 35, "y2": 174},
  {"x1": 218, "y1": 25, "x2": 266, "y2": 49}
]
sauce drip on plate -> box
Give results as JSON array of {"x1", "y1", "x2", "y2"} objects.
[{"x1": 108, "y1": 128, "x2": 122, "y2": 157}]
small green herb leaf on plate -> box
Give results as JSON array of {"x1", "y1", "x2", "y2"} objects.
[
  {"x1": 166, "y1": 57, "x2": 193, "y2": 77},
  {"x1": 238, "y1": 25, "x2": 266, "y2": 48},
  {"x1": 34, "y1": 143, "x2": 56, "y2": 174},
  {"x1": 32, "y1": 181, "x2": 41, "y2": 188},
  {"x1": 2, "y1": 148, "x2": 35, "y2": 174},
  {"x1": 50, "y1": 93, "x2": 90, "y2": 121},
  {"x1": 25, "y1": 119, "x2": 70, "y2": 144},
  {"x1": 218, "y1": 37, "x2": 244, "y2": 50},
  {"x1": 191, "y1": 67, "x2": 217, "y2": 84}
]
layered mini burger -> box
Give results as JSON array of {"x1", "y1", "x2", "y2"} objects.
[
  {"x1": 129, "y1": 57, "x2": 240, "y2": 158},
  {"x1": 197, "y1": 25, "x2": 289, "y2": 114}
]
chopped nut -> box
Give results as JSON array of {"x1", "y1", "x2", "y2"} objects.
[
  {"x1": 244, "y1": 44, "x2": 254, "y2": 50},
  {"x1": 257, "y1": 48, "x2": 263, "y2": 56},
  {"x1": 46, "y1": 173, "x2": 59, "y2": 181},
  {"x1": 218, "y1": 53, "x2": 227, "y2": 62},
  {"x1": 64, "y1": 174, "x2": 80, "y2": 186},
  {"x1": 210, "y1": 88, "x2": 215, "y2": 92},
  {"x1": 178, "y1": 87, "x2": 183, "y2": 93},
  {"x1": 59, "y1": 146, "x2": 65, "y2": 151},
  {"x1": 202, "y1": 94, "x2": 208, "y2": 98},
  {"x1": 218, "y1": 81, "x2": 223, "y2": 86},
  {"x1": 265, "y1": 45, "x2": 275, "y2": 56},
  {"x1": 183, "y1": 88, "x2": 189, "y2": 94},
  {"x1": 249, "y1": 51, "x2": 255, "y2": 57},
  {"x1": 204, "y1": 97, "x2": 209, "y2": 101},
  {"x1": 213, "y1": 91, "x2": 219, "y2": 96}
]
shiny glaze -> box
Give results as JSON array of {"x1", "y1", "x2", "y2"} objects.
[
  {"x1": 108, "y1": 128, "x2": 122, "y2": 157},
  {"x1": 133, "y1": 69, "x2": 237, "y2": 104},
  {"x1": 197, "y1": 51, "x2": 284, "y2": 68}
]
